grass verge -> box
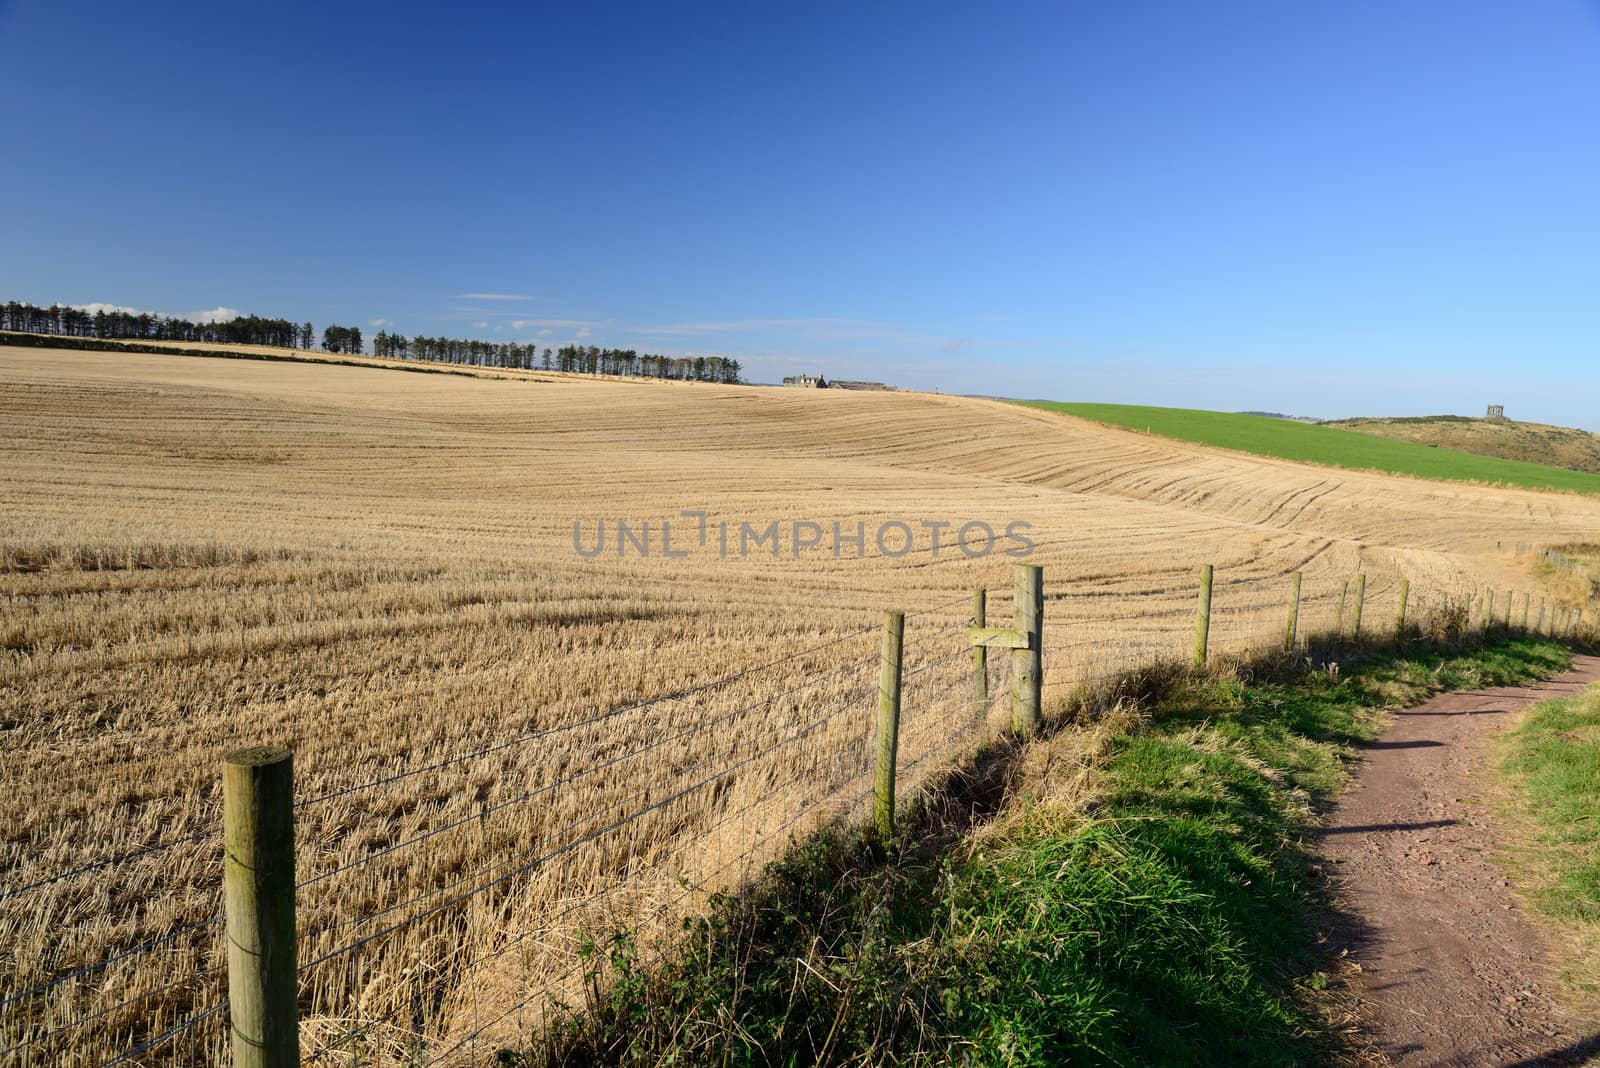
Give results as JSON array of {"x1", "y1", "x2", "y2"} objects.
[
  {"x1": 1498, "y1": 680, "x2": 1600, "y2": 999},
  {"x1": 1017, "y1": 401, "x2": 1600, "y2": 495},
  {"x1": 509, "y1": 636, "x2": 1573, "y2": 1067}
]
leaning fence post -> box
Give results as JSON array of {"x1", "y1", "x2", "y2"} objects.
[
  {"x1": 873, "y1": 610, "x2": 904, "y2": 844},
  {"x1": 1336, "y1": 579, "x2": 1350, "y2": 636},
  {"x1": 1395, "y1": 578, "x2": 1410, "y2": 637},
  {"x1": 1283, "y1": 571, "x2": 1302, "y2": 653},
  {"x1": 1013, "y1": 564, "x2": 1043, "y2": 735},
  {"x1": 971, "y1": 589, "x2": 987, "y2": 727},
  {"x1": 1193, "y1": 564, "x2": 1213, "y2": 669},
  {"x1": 1351, "y1": 574, "x2": 1366, "y2": 639},
  {"x1": 223, "y1": 746, "x2": 299, "y2": 1068}
]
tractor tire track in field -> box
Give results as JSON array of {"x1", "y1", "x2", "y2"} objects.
[{"x1": 1319, "y1": 656, "x2": 1600, "y2": 1067}]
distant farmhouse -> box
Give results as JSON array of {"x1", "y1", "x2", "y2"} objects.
[{"x1": 782, "y1": 372, "x2": 894, "y2": 391}]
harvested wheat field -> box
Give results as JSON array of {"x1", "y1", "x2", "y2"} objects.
[{"x1": 3, "y1": 345, "x2": 1597, "y2": 1066}]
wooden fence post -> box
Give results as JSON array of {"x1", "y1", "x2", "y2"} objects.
[
  {"x1": 1504, "y1": 590, "x2": 1513, "y2": 626},
  {"x1": 1336, "y1": 579, "x2": 1349, "y2": 636},
  {"x1": 1351, "y1": 574, "x2": 1366, "y2": 639},
  {"x1": 1395, "y1": 578, "x2": 1410, "y2": 637},
  {"x1": 223, "y1": 746, "x2": 299, "y2": 1068},
  {"x1": 873, "y1": 610, "x2": 904, "y2": 844},
  {"x1": 1283, "y1": 571, "x2": 1302, "y2": 653},
  {"x1": 1487, "y1": 589, "x2": 1495, "y2": 629},
  {"x1": 1537, "y1": 598, "x2": 1546, "y2": 634},
  {"x1": 971, "y1": 589, "x2": 987, "y2": 727},
  {"x1": 1520, "y1": 593, "x2": 1530, "y2": 630},
  {"x1": 1193, "y1": 564, "x2": 1213, "y2": 669},
  {"x1": 1013, "y1": 564, "x2": 1043, "y2": 735},
  {"x1": 969, "y1": 565, "x2": 1043, "y2": 737}
]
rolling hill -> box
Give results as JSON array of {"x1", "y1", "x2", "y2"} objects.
[
  {"x1": 9, "y1": 344, "x2": 1600, "y2": 1061},
  {"x1": 1324, "y1": 414, "x2": 1600, "y2": 476},
  {"x1": 1020, "y1": 401, "x2": 1600, "y2": 495}
]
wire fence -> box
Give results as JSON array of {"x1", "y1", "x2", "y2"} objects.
[{"x1": 1, "y1": 563, "x2": 1581, "y2": 1066}]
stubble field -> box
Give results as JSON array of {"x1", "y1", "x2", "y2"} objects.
[{"x1": 3, "y1": 345, "x2": 1597, "y2": 1065}]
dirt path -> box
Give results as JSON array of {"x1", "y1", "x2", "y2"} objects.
[{"x1": 1320, "y1": 655, "x2": 1600, "y2": 1067}]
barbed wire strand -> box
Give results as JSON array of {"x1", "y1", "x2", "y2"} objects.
[
  {"x1": 0, "y1": 827, "x2": 217, "y2": 903},
  {"x1": 425, "y1": 778, "x2": 881, "y2": 1065},
  {"x1": 297, "y1": 683, "x2": 872, "y2": 977},
  {"x1": 298, "y1": 681, "x2": 878, "y2": 958},
  {"x1": 294, "y1": 619, "x2": 887, "y2": 811},
  {"x1": 0, "y1": 912, "x2": 217, "y2": 1013},
  {"x1": 301, "y1": 747, "x2": 882, "y2": 1065},
  {"x1": 2, "y1": 961, "x2": 224, "y2": 1055},
  {"x1": 97, "y1": 999, "x2": 228, "y2": 1068},
  {"x1": 296, "y1": 654, "x2": 879, "y2": 891}
]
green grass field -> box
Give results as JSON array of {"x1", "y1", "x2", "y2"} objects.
[{"x1": 1020, "y1": 402, "x2": 1600, "y2": 494}]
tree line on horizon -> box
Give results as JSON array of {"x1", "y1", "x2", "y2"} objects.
[
  {"x1": 2, "y1": 299, "x2": 313, "y2": 349},
  {"x1": 2, "y1": 299, "x2": 743, "y2": 384},
  {"x1": 373, "y1": 330, "x2": 741, "y2": 382}
]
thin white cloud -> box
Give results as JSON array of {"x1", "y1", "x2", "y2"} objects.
[
  {"x1": 627, "y1": 316, "x2": 965, "y2": 349},
  {"x1": 943, "y1": 338, "x2": 977, "y2": 353},
  {"x1": 446, "y1": 308, "x2": 601, "y2": 327},
  {"x1": 576, "y1": 327, "x2": 593, "y2": 339},
  {"x1": 72, "y1": 302, "x2": 246, "y2": 325},
  {"x1": 73, "y1": 302, "x2": 147, "y2": 316},
  {"x1": 537, "y1": 329, "x2": 553, "y2": 337},
  {"x1": 471, "y1": 321, "x2": 489, "y2": 329},
  {"x1": 629, "y1": 317, "x2": 896, "y2": 337},
  {"x1": 492, "y1": 317, "x2": 594, "y2": 329},
  {"x1": 369, "y1": 318, "x2": 394, "y2": 328},
  {"x1": 457, "y1": 292, "x2": 557, "y2": 302}
]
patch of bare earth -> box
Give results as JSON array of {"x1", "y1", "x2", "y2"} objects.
[{"x1": 1320, "y1": 655, "x2": 1600, "y2": 1067}]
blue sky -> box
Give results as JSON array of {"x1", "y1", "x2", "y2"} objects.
[{"x1": 4, "y1": 2, "x2": 1599, "y2": 424}]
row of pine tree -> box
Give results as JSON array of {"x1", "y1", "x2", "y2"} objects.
[{"x1": 2, "y1": 300, "x2": 742, "y2": 383}]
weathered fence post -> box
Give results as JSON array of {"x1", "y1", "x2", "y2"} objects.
[
  {"x1": 1537, "y1": 598, "x2": 1546, "y2": 634},
  {"x1": 1351, "y1": 574, "x2": 1366, "y2": 639},
  {"x1": 1283, "y1": 571, "x2": 1302, "y2": 653},
  {"x1": 1193, "y1": 564, "x2": 1213, "y2": 669},
  {"x1": 1395, "y1": 578, "x2": 1410, "y2": 637},
  {"x1": 1336, "y1": 579, "x2": 1350, "y2": 636},
  {"x1": 1014, "y1": 564, "x2": 1043, "y2": 735},
  {"x1": 223, "y1": 746, "x2": 300, "y2": 1068},
  {"x1": 873, "y1": 610, "x2": 904, "y2": 844},
  {"x1": 1487, "y1": 589, "x2": 1495, "y2": 629},
  {"x1": 1504, "y1": 590, "x2": 1513, "y2": 627},
  {"x1": 971, "y1": 589, "x2": 987, "y2": 727},
  {"x1": 968, "y1": 564, "x2": 1043, "y2": 737}
]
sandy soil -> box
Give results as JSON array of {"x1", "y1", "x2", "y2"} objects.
[{"x1": 1320, "y1": 656, "x2": 1600, "y2": 1067}]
